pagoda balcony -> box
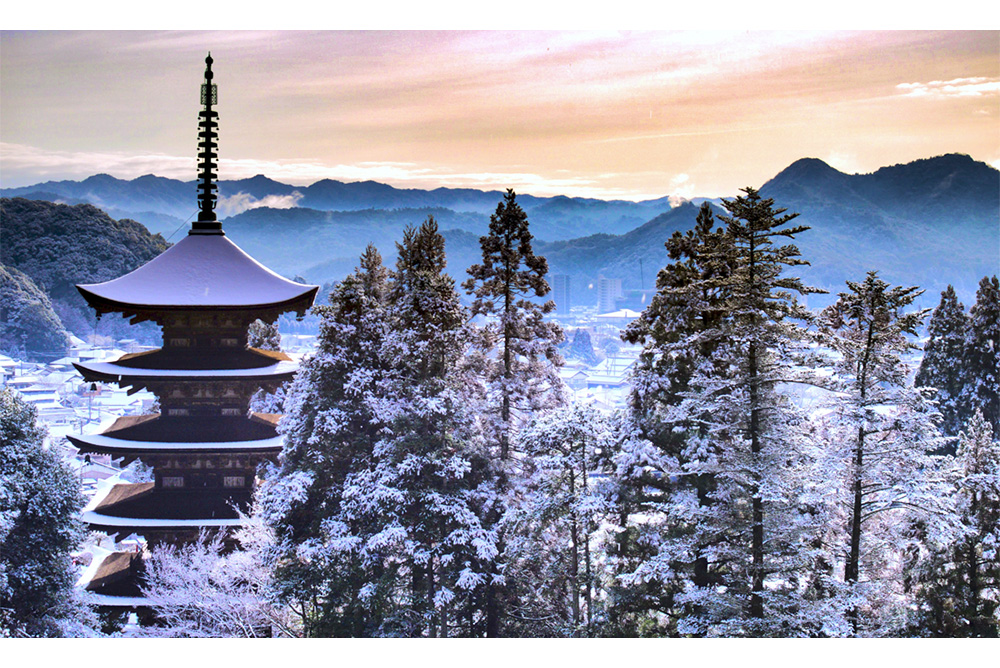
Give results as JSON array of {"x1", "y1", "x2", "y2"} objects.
[
  {"x1": 82, "y1": 482, "x2": 250, "y2": 534},
  {"x1": 73, "y1": 349, "x2": 299, "y2": 388},
  {"x1": 68, "y1": 413, "x2": 284, "y2": 466}
]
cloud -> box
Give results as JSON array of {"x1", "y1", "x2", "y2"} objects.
[
  {"x1": 668, "y1": 173, "x2": 694, "y2": 207},
  {"x1": 217, "y1": 191, "x2": 303, "y2": 216},
  {"x1": 896, "y1": 77, "x2": 1000, "y2": 98},
  {"x1": 0, "y1": 142, "x2": 194, "y2": 185},
  {"x1": 1, "y1": 143, "x2": 667, "y2": 201}
]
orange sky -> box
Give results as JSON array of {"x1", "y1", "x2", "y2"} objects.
[{"x1": 1, "y1": 29, "x2": 997, "y2": 200}]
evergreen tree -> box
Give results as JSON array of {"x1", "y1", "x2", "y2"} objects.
[
  {"x1": 462, "y1": 189, "x2": 564, "y2": 636},
  {"x1": 616, "y1": 192, "x2": 822, "y2": 636},
  {"x1": 814, "y1": 272, "x2": 948, "y2": 635},
  {"x1": 908, "y1": 409, "x2": 1000, "y2": 638},
  {"x1": 613, "y1": 201, "x2": 733, "y2": 634},
  {"x1": 0, "y1": 389, "x2": 94, "y2": 637},
  {"x1": 362, "y1": 217, "x2": 499, "y2": 637},
  {"x1": 261, "y1": 244, "x2": 394, "y2": 637},
  {"x1": 510, "y1": 404, "x2": 612, "y2": 636},
  {"x1": 248, "y1": 318, "x2": 286, "y2": 414},
  {"x1": 915, "y1": 285, "x2": 970, "y2": 440},
  {"x1": 906, "y1": 409, "x2": 1000, "y2": 637},
  {"x1": 566, "y1": 328, "x2": 599, "y2": 367},
  {"x1": 248, "y1": 318, "x2": 282, "y2": 351},
  {"x1": 962, "y1": 276, "x2": 1000, "y2": 434},
  {"x1": 462, "y1": 188, "x2": 564, "y2": 461}
]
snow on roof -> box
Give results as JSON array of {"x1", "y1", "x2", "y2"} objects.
[
  {"x1": 75, "y1": 358, "x2": 299, "y2": 380},
  {"x1": 77, "y1": 233, "x2": 317, "y2": 309},
  {"x1": 84, "y1": 592, "x2": 150, "y2": 608},
  {"x1": 70, "y1": 432, "x2": 284, "y2": 452},
  {"x1": 76, "y1": 544, "x2": 115, "y2": 589},
  {"x1": 595, "y1": 308, "x2": 643, "y2": 319},
  {"x1": 81, "y1": 510, "x2": 245, "y2": 528}
]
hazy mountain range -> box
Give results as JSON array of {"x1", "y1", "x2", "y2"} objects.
[
  {"x1": 3, "y1": 153, "x2": 997, "y2": 316},
  {"x1": 1, "y1": 173, "x2": 679, "y2": 242}
]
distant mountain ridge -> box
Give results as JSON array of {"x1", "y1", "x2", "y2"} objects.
[
  {"x1": 3, "y1": 153, "x2": 996, "y2": 314},
  {"x1": 1, "y1": 173, "x2": 675, "y2": 241}
]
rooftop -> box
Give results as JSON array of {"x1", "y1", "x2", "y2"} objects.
[{"x1": 77, "y1": 233, "x2": 318, "y2": 314}]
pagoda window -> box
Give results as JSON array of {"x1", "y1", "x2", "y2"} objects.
[
  {"x1": 162, "y1": 476, "x2": 185, "y2": 489},
  {"x1": 223, "y1": 475, "x2": 246, "y2": 488},
  {"x1": 220, "y1": 407, "x2": 242, "y2": 417},
  {"x1": 167, "y1": 408, "x2": 190, "y2": 417},
  {"x1": 169, "y1": 337, "x2": 191, "y2": 347},
  {"x1": 220, "y1": 337, "x2": 239, "y2": 347}
]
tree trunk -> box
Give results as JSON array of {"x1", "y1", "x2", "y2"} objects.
[
  {"x1": 749, "y1": 340, "x2": 764, "y2": 620},
  {"x1": 569, "y1": 468, "x2": 581, "y2": 630},
  {"x1": 846, "y1": 313, "x2": 876, "y2": 635},
  {"x1": 582, "y1": 448, "x2": 593, "y2": 635}
]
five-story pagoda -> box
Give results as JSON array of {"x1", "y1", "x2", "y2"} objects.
[{"x1": 71, "y1": 55, "x2": 317, "y2": 565}]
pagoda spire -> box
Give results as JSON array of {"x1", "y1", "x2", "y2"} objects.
[{"x1": 191, "y1": 52, "x2": 223, "y2": 235}]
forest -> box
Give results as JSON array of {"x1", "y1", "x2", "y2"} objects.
[{"x1": 1, "y1": 187, "x2": 998, "y2": 638}]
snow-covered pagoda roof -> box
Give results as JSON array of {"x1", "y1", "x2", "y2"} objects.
[
  {"x1": 74, "y1": 354, "x2": 299, "y2": 383},
  {"x1": 77, "y1": 233, "x2": 318, "y2": 313},
  {"x1": 68, "y1": 431, "x2": 283, "y2": 455}
]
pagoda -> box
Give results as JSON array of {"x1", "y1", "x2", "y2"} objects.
[{"x1": 71, "y1": 55, "x2": 317, "y2": 604}]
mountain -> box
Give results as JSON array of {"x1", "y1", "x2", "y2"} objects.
[
  {"x1": 2, "y1": 174, "x2": 673, "y2": 241},
  {"x1": 0, "y1": 264, "x2": 69, "y2": 360},
  {"x1": 0, "y1": 198, "x2": 170, "y2": 343},
  {"x1": 4, "y1": 154, "x2": 995, "y2": 318},
  {"x1": 758, "y1": 153, "x2": 999, "y2": 305}
]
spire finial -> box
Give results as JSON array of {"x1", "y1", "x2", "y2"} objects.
[{"x1": 191, "y1": 52, "x2": 223, "y2": 235}]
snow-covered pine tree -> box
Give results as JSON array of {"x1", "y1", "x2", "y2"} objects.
[
  {"x1": 0, "y1": 388, "x2": 95, "y2": 637},
  {"x1": 462, "y1": 189, "x2": 564, "y2": 461},
  {"x1": 613, "y1": 202, "x2": 735, "y2": 634},
  {"x1": 915, "y1": 285, "x2": 970, "y2": 441},
  {"x1": 260, "y1": 244, "x2": 395, "y2": 637},
  {"x1": 814, "y1": 272, "x2": 949, "y2": 636},
  {"x1": 905, "y1": 408, "x2": 1000, "y2": 637},
  {"x1": 510, "y1": 404, "x2": 613, "y2": 636},
  {"x1": 962, "y1": 276, "x2": 1000, "y2": 435},
  {"x1": 616, "y1": 193, "x2": 822, "y2": 637},
  {"x1": 359, "y1": 217, "x2": 499, "y2": 637},
  {"x1": 462, "y1": 189, "x2": 564, "y2": 636},
  {"x1": 248, "y1": 318, "x2": 281, "y2": 351},
  {"x1": 566, "y1": 328, "x2": 600, "y2": 367}
]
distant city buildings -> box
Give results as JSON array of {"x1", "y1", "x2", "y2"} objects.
[
  {"x1": 597, "y1": 276, "x2": 623, "y2": 314},
  {"x1": 551, "y1": 274, "x2": 571, "y2": 314}
]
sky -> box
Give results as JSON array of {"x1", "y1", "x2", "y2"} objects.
[{"x1": 1, "y1": 25, "x2": 998, "y2": 201}]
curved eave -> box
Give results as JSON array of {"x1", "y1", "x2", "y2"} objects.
[
  {"x1": 73, "y1": 359, "x2": 299, "y2": 384},
  {"x1": 83, "y1": 592, "x2": 151, "y2": 609},
  {"x1": 82, "y1": 510, "x2": 245, "y2": 531},
  {"x1": 75, "y1": 234, "x2": 319, "y2": 318},
  {"x1": 67, "y1": 432, "x2": 284, "y2": 455},
  {"x1": 77, "y1": 284, "x2": 318, "y2": 321}
]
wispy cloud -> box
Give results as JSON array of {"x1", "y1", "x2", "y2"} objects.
[
  {"x1": 217, "y1": 191, "x2": 304, "y2": 216},
  {"x1": 896, "y1": 77, "x2": 1000, "y2": 98}
]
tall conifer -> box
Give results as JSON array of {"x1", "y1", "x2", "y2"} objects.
[
  {"x1": 962, "y1": 276, "x2": 1000, "y2": 434},
  {"x1": 915, "y1": 285, "x2": 970, "y2": 440},
  {"x1": 615, "y1": 191, "x2": 822, "y2": 636},
  {"x1": 815, "y1": 272, "x2": 947, "y2": 635},
  {"x1": 462, "y1": 189, "x2": 564, "y2": 636},
  {"x1": 262, "y1": 245, "x2": 393, "y2": 636}
]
